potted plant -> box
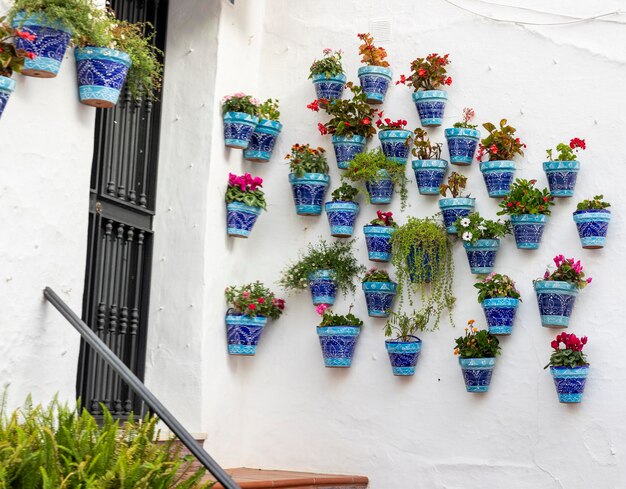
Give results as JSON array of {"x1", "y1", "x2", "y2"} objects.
[
  {"x1": 316, "y1": 304, "x2": 363, "y2": 368},
  {"x1": 220, "y1": 93, "x2": 260, "y2": 149},
  {"x1": 438, "y1": 172, "x2": 475, "y2": 234},
  {"x1": 362, "y1": 268, "x2": 397, "y2": 318},
  {"x1": 324, "y1": 183, "x2": 360, "y2": 238},
  {"x1": 477, "y1": 119, "x2": 525, "y2": 197},
  {"x1": 225, "y1": 173, "x2": 265, "y2": 238},
  {"x1": 396, "y1": 52, "x2": 452, "y2": 127},
  {"x1": 343, "y1": 148, "x2": 408, "y2": 208},
  {"x1": 224, "y1": 282, "x2": 285, "y2": 355},
  {"x1": 243, "y1": 98, "x2": 282, "y2": 162},
  {"x1": 474, "y1": 273, "x2": 521, "y2": 335},
  {"x1": 376, "y1": 113, "x2": 412, "y2": 164},
  {"x1": 544, "y1": 137, "x2": 585, "y2": 198},
  {"x1": 384, "y1": 309, "x2": 431, "y2": 376},
  {"x1": 455, "y1": 213, "x2": 511, "y2": 274},
  {"x1": 535, "y1": 254, "x2": 591, "y2": 328},
  {"x1": 363, "y1": 211, "x2": 397, "y2": 262},
  {"x1": 309, "y1": 82, "x2": 376, "y2": 169},
  {"x1": 573, "y1": 195, "x2": 611, "y2": 249},
  {"x1": 279, "y1": 239, "x2": 365, "y2": 307},
  {"x1": 356, "y1": 33, "x2": 392, "y2": 104},
  {"x1": 309, "y1": 48, "x2": 346, "y2": 102},
  {"x1": 545, "y1": 332, "x2": 589, "y2": 403},
  {"x1": 498, "y1": 178, "x2": 554, "y2": 249},
  {"x1": 411, "y1": 128, "x2": 447, "y2": 195},
  {"x1": 0, "y1": 19, "x2": 33, "y2": 119},
  {"x1": 453, "y1": 320, "x2": 501, "y2": 393},
  {"x1": 286, "y1": 143, "x2": 330, "y2": 216},
  {"x1": 445, "y1": 107, "x2": 480, "y2": 165}
]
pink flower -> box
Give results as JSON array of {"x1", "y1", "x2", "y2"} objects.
[
  {"x1": 316, "y1": 304, "x2": 329, "y2": 316},
  {"x1": 544, "y1": 270, "x2": 550, "y2": 279},
  {"x1": 323, "y1": 48, "x2": 332, "y2": 55},
  {"x1": 228, "y1": 173, "x2": 237, "y2": 186},
  {"x1": 242, "y1": 290, "x2": 251, "y2": 298},
  {"x1": 587, "y1": 277, "x2": 592, "y2": 284},
  {"x1": 233, "y1": 92, "x2": 246, "y2": 98},
  {"x1": 251, "y1": 98, "x2": 260, "y2": 106}
]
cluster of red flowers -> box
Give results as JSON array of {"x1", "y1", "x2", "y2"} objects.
[
  {"x1": 551, "y1": 332, "x2": 587, "y2": 352},
  {"x1": 570, "y1": 137, "x2": 586, "y2": 150},
  {"x1": 239, "y1": 290, "x2": 285, "y2": 312},
  {"x1": 377, "y1": 210, "x2": 394, "y2": 226},
  {"x1": 0, "y1": 28, "x2": 37, "y2": 60},
  {"x1": 307, "y1": 99, "x2": 326, "y2": 112},
  {"x1": 228, "y1": 173, "x2": 263, "y2": 192},
  {"x1": 375, "y1": 111, "x2": 407, "y2": 129}
]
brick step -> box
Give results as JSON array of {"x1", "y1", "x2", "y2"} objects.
[{"x1": 208, "y1": 467, "x2": 369, "y2": 488}]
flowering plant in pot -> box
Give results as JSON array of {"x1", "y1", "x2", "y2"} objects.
[
  {"x1": 0, "y1": 19, "x2": 34, "y2": 119},
  {"x1": 225, "y1": 173, "x2": 265, "y2": 238},
  {"x1": 324, "y1": 183, "x2": 360, "y2": 238},
  {"x1": 535, "y1": 254, "x2": 591, "y2": 328},
  {"x1": 438, "y1": 172, "x2": 474, "y2": 234},
  {"x1": 545, "y1": 332, "x2": 589, "y2": 403},
  {"x1": 455, "y1": 213, "x2": 511, "y2": 275},
  {"x1": 244, "y1": 98, "x2": 282, "y2": 162},
  {"x1": 224, "y1": 282, "x2": 286, "y2": 355},
  {"x1": 316, "y1": 304, "x2": 363, "y2": 368},
  {"x1": 498, "y1": 178, "x2": 554, "y2": 249},
  {"x1": 279, "y1": 239, "x2": 365, "y2": 307},
  {"x1": 384, "y1": 309, "x2": 431, "y2": 376},
  {"x1": 397, "y1": 53, "x2": 451, "y2": 127},
  {"x1": 363, "y1": 211, "x2": 397, "y2": 262},
  {"x1": 411, "y1": 128, "x2": 447, "y2": 195},
  {"x1": 573, "y1": 195, "x2": 611, "y2": 249},
  {"x1": 477, "y1": 119, "x2": 525, "y2": 197},
  {"x1": 362, "y1": 268, "x2": 397, "y2": 318},
  {"x1": 376, "y1": 113, "x2": 411, "y2": 164},
  {"x1": 453, "y1": 319, "x2": 501, "y2": 393},
  {"x1": 221, "y1": 93, "x2": 260, "y2": 149},
  {"x1": 357, "y1": 32, "x2": 392, "y2": 104},
  {"x1": 309, "y1": 48, "x2": 345, "y2": 102},
  {"x1": 445, "y1": 107, "x2": 480, "y2": 165},
  {"x1": 474, "y1": 273, "x2": 521, "y2": 335},
  {"x1": 286, "y1": 144, "x2": 330, "y2": 216},
  {"x1": 544, "y1": 137, "x2": 585, "y2": 198}
]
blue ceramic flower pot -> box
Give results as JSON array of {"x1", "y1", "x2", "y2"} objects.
[
  {"x1": 363, "y1": 225, "x2": 394, "y2": 262},
  {"x1": 358, "y1": 65, "x2": 392, "y2": 104},
  {"x1": 332, "y1": 134, "x2": 366, "y2": 170},
  {"x1": 226, "y1": 202, "x2": 262, "y2": 238},
  {"x1": 13, "y1": 12, "x2": 72, "y2": 78},
  {"x1": 481, "y1": 297, "x2": 520, "y2": 335},
  {"x1": 510, "y1": 214, "x2": 548, "y2": 250},
  {"x1": 438, "y1": 197, "x2": 475, "y2": 234},
  {"x1": 463, "y1": 239, "x2": 500, "y2": 274},
  {"x1": 386, "y1": 337, "x2": 422, "y2": 376},
  {"x1": 366, "y1": 170, "x2": 394, "y2": 204},
  {"x1": 550, "y1": 366, "x2": 589, "y2": 403},
  {"x1": 480, "y1": 160, "x2": 516, "y2": 198},
  {"x1": 289, "y1": 173, "x2": 330, "y2": 216},
  {"x1": 362, "y1": 281, "x2": 397, "y2": 318},
  {"x1": 0, "y1": 76, "x2": 17, "y2": 120},
  {"x1": 221, "y1": 111, "x2": 259, "y2": 149},
  {"x1": 459, "y1": 357, "x2": 496, "y2": 393},
  {"x1": 308, "y1": 270, "x2": 337, "y2": 306},
  {"x1": 543, "y1": 161, "x2": 580, "y2": 198},
  {"x1": 412, "y1": 90, "x2": 447, "y2": 127},
  {"x1": 317, "y1": 325, "x2": 361, "y2": 367},
  {"x1": 378, "y1": 130, "x2": 412, "y2": 165},
  {"x1": 534, "y1": 280, "x2": 578, "y2": 328},
  {"x1": 75, "y1": 47, "x2": 132, "y2": 108},
  {"x1": 573, "y1": 209, "x2": 611, "y2": 249},
  {"x1": 324, "y1": 201, "x2": 360, "y2": 237},
  {"x1": 406, "y1": 247, "x2": 438, "y2": 284},
  {"x1": 225, "y1": 314, "x2": 267, "y2": 355},
  {"x1": 243, "y1": 119, "x2": 282, "y2": 161},
  {"x1": 445, "y1": 127, "x2": 480, "y2": 165},
  {"x1": 412, "y1": 159, "x2": 448, "y2": 195},
  {"x1": 312, "y1": 73, "x2": 346, "y2": 101}
]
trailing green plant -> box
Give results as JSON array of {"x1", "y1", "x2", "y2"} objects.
[
  {"x1": 330, "y1": 183, "x2": 359, "y2": 202},
  {"x1": 538, "y1": 254, "x2": 591, "y2": 289},
  {"x1": 225, "y1": 173, "x2": 266, "y2": 209},
  {"x1": 576, "y1": 195, "x2": 610, "y2": 211},
  {"x1": 453, "y1": 319, "x2": 501, "y2": 358},
  {"x1": 225, "y1": 282, "x2": 286, "y2": 319},
  {"x1": 474, "y1": 273, "x2": 521, "y2": 303},
  {"x1": 396, "y1": 53, "x2": 452, "y2": 91},
  {"x1": 439, "y1": 172, "x2": 468, "y2": 198},
  {"x1": 309, "y1": 48, "x2": 343, "y2": 78},
  {"x1": 411, "y1": 127, "x2": 442, "y2": 160},
  {"x1": 362, "y1": 268, "x2": 392, "y2": 283},
  {"x1": 498, "y1": 178, "x2": 554, "y2": 216},
  {"x1": 221, "y1": 93, "x2": 260, "y2": 116},
  {"x1": 455, "y1": 212, "x2": 511, "y2": 244},
  {"x1": 257, "y1": 98, "x2": 280, "y2": 121},
  {"x1": 384, "y1": 309, "x2": 432, "y2": 341},
  {"x1": 285, "y1": 144, "x2": 329, "y2": 177},
  {"x1": 546, "y1": 137, "x2": 585, "y2": 161},
  {"x1": 545, "y1": 332, "x2": 588, "y2": 369},
  {"x1": 316, "y1": 304, "x2": 363, "y2": 327},
  {"x1": 477, "y1": 119, "x2": 525, "y2": 161},
  {"x1": 452, "y1": 107, "x2": 478, "y2": 130},
  {"x1": 368, "y1": 210, "x2": 397, "y2": 228},
  {"x1": 357, "y1": 32, "x2": 389, "y2": 67},
  {"x1": 0, "y1": 18, "x2": 34, "y2": 77}
]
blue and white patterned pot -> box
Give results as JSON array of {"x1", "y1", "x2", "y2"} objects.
[
  {"x1": 386, "y1": 336, "x2": 422, "y2": 376},
  {"x1": 481, "y1": 297, "x2": 520, "y2": 335},
  {"x1": 463, "y1": 239, "x2": 500, "y2": 274},
  {"x1": 226, "y1": 202, "x2": 261, "y2": 238},
  {"x1": 243, "y1": 119, "x2": 282, "y2": 161},
  {"x1": 332, "y1": 134, "x2": 367, "y2": 170},
  {"x1": 510, "y1": 214, "x2": 548, "y2": 250},
  {"x1": 225, "y1": 314, "x2": 267, "y2": 355},
  {"x1": 480, "y1": 160, "x2": 516, "y2": 198},
  {"x1": 75, "y1": 47, "x2": 132, "y2": 108},
  {"x1": 378, "y1": 130, "x2": 412, "y2": 165},
  {"x1": 0, "y1": 76, "x2": 17, "y2": 120},
  {"x1": 407, "y1": 247, "x2": 438, "y2": 284},
  {"x1": 312, "y1": 73, "x2": 346, "y2": 101},
  {"x1": 289, "y1": 172, "x2": 330, "y2": 216},
  {"x1": 222, "y1": 111, "x2": 259, "y2": 149},
  {"x1": 412, "y1": 159, "x2": 448, "y2": 195},
  {"x1": 438, "y1": 197, "x2": 475, "y2": 234},
  {"x1": 550, "y1": 366, "x2": 589, "y2": 403},
  {"x1": 363, "y1": 225, "x2": 394, "y2": 262},
  {"x1": 13, "y1": 12, "x2": 72, "y2": 78},
  {"x1": 445, "y1": 127, "x2": 480, "y2": 165},
  {"x1": 362, "y1": 281, "x2": 397, "y2": 318},
  {"x1": 412, "y1": 90, "x2": 447, "y2": 127},
  {"x1": 366, "y1": 170, "x2": 394, "y2": 204},
  {"x1": 317, "y1": 325, "x2": 361, "y2": 367},
  {"x1": 534, "y1": 280, "x2": 578, "y2": 328},
  {"x1": 573, "y1": 209, "x2": 611, "y2": 249},
  {"x1": 543, "y1": 161, "x2": 580, "y2": 198},
  {"x1": 308, "y1": 270, "x2": 337, "y2": 306},
  {"x1": 358, "y1": 65, "x2": 392, "y2": 104},
  {"x1": 324, "y1": 201, "x2": 360, "y2": 237},
  {"x1": 459, "y1": 357, "x2": 496, "y2": 393}
]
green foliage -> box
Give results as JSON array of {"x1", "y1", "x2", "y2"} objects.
[
  {"x1": 221, "y1": 93, "x2": 260, "y2": 116},
  {"x1": 285, "y1": 144, "x2": 329, "y2": 178},
  {"x1": 225, "y1": 173, "x2": 266, "y2": 209},
  {"x1": 455, "y1": 212, "x2": 511, "y2": 244},
  {"x1": 439, "y1": 172, "x2": 467, "y2": 198},
  {"x1": 546, "y1": 138, "x2": 585, "y2": 161},
  {"x1": 362, "y1": 268, "x2": 391, "y2": 283},
  {"x1": 474, "y1": 273, "x2": 521, "y2": 303},
  {"x1": 545, "y1": 332, "x2": 588, "y2": 369},
  {"x1": 397, "y1": 53, "x2": 451, "y2": 91},
  {"x1": 384, "y1": 309, "x2": 432, "y2": 341},
  {"x1": 498, "y1": 178, "x2": 554, "y2": 216},
  {"x1": 309, "y1": 48, "x2": 343, "y2": 78},
  {"x1": 315, "y1": 83, "x2": 376, "y2": 138},
  {"x1": 225, "y1": 282, "x2": 285, "y2": 320},
  {"x1": 452, "y1": 107, "x2": 478, "y2": 130},
  {"x1": 411, "y1": 128, "x2": 442, "y2": 160},
  {"x1": 257, "y1": 98, "x2": 280, "y2": 121},
  {"x1": 454, "y1": 320, "x2": 501, "y2": 358},
  {"x1": 576, "y1": 195, "x2": 610, "y2": 211},
  {"x1": 478, "y1": 119, "x2": 525, "y2": 161},
  {"x1": 330, "y1": 183, "x2": 359, "y2": 202},
  {"x1": 317, "y1": 305, "x2": 363, "y2": 327},
  {"x1": 0, "y1": 17, "x2": 28, "y2": 76}
]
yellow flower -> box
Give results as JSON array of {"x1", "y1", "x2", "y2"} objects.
[
  {"x1": 473, "y1": 327, "x2": 478, "y2": 333},
  {"x1": 468, "y1": 319, "x2": 475, "y2": 326}
]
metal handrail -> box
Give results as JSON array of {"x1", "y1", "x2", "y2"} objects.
[{"x1": 43, "y1": 287, "x2": 240, "y2": 489}]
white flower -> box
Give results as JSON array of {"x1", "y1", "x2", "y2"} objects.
[
  {"x1": 477, "y1": 224, "x2": 487, "y2": 231},
  {"x1": 497, "y1": 219, "x2": 506, "y2": 225},
  {"x1": 460, "y1": 218, "x2": 470, "y2": 228},
  {"x1": 462, "y1": 231, "x2": 473, "y2": 241}
]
